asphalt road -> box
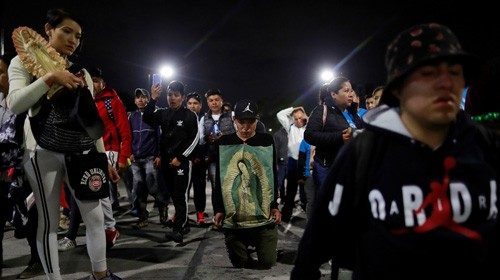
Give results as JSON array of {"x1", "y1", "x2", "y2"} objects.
[{"x1": 2, "y1": 184, "x2": 336, "y2": 280}]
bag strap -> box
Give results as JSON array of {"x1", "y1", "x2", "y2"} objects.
[{"x1": 322, "y1": 104, "x2": 327, "y2": 129}]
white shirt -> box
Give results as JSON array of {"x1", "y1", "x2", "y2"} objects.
[{"x1": 276, "y1": 107, "x2": 305, "y2": 160}]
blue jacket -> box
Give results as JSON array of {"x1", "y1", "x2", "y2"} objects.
[
  {"x1": 129, "y1": 110, "x2": 160, "y2": 159},
  {"x1": 297, "y1": 139, "x2": 311, "y2": 179}
]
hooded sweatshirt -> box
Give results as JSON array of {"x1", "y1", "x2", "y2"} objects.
[
  {"x1": 292, "y1": 105, "x2": 500, "y2": 280},
  {"x1": 94, "y1": 88, "x2": 132, "y2": 165}
]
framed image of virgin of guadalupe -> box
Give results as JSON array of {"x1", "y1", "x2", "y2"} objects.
[{"x1": 219, "y1": 144, "x2": 275, "y2": 229}]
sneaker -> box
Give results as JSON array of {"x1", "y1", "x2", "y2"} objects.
[
  {"x1": 58, "y1": 237, "x2": 76, "y2": 252},
  {"x1": 133, "y1": 219, "x2": 149, "y2": 229},
  {"x1": 17, "y1": 261, "x2": 44, "y2": 279},
  {"x1": 105, "y1": 228, "x2": 120, "y2": 249},
  {"x1": 164, "y1": 230, "x2": 183, "y2": 243},
  {"x1": 196, "y1": 212, "x2": 205, "y2": 225},
  {"x1": 88, "y1": 270, "x2": 122, "y2": 280}
]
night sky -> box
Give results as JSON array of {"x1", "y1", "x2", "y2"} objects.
[{"x1": 2, "y1": 0, "x2": 498, "y2": 129}]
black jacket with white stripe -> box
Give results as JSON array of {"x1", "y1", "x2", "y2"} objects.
[{"x1": 143, "y1": 99, "x2": 199, "y2": 161}]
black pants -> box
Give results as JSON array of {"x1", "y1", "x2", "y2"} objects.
[
  {"x1": 190, "y1": 160, "x2": 207, "y2": 213},
  {"x1": 282, "y1": 158, "x2": 307, "y2": 219},
  {"x1": 66, "y1": 193, "x2": 81, "y2": 240},
  {"x1": 1, "y1": 180, "x2": 39, "y2": 271},
  {"x1": 162, "y1": 158, "x2": 190, "y2": 231},
  {"x1": 26, "y1": 206, "x2": 40, "y2": 264}
]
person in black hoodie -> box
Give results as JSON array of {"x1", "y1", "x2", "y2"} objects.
[
  {"x1": 304, "y1": 77, "x2": 362, "y2": 189},
  {"x1": 292, "y1": 23, "x2": 500, "y2": 280},
  {"x1": 143, "y1": 81, "x2": 198, "y2": 243}
]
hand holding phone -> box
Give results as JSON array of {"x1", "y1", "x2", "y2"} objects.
[
  {"x1": 150, "y1": 83, "x2": 162, "y2": 101},
  {"x1": 152, "y1": 73, "x2": 162, "y2": 86}
]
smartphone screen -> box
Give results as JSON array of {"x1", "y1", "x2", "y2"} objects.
[{"x1": 152, "y1": 74, "x2": 162, "y2": 86}]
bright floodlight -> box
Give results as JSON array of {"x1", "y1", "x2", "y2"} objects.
[
  {"x1": 159, "y1": 65, "x2": 175, "y2": 78},
  {"x1": 320, "y1": 69, "x2": 335, "y2": 82}
]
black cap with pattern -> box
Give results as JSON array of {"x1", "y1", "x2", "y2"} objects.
[
  {"x1": 234, "y1": 99, "x2": 259, "y2": 119},
  {"x1": 383, "y1": 23, "x2": 478, "y2": 107}
]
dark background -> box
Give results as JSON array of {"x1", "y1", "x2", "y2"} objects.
[{"x1": 2, "y1": 0, "x2": 498, "y2": 129}]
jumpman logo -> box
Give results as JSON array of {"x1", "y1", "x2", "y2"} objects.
[
  {"x1": 243, "y1": 103, "x2": 253, "y2": 113},
  {"x1": 414, "y1": 156, "x2": 481, "y2": 240}
]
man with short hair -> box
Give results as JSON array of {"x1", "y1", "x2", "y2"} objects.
[
  {"x1": 143, "y1": 81, "x2": 199, "y2": 243},
  {"x1": 292, "y1": 23, "x2": 500, "y2": 280},
  {"x1": 128, "y1": 88, "x2": 163, "y2": 228},
  {"x1": 213, "y1": 99, "x2": 282, "y2": 269},
  {"x1": 199, "y1": 89, "x2": 235, "y2": 220},
  {"x1": 276, "y1": 106, "x2": 307, "y2": 222}
]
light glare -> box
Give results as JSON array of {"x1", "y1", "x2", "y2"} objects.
[
  {"x1": 159, "y1": 65, "x2": 174, "y2": 78},
  {"x1": 320, "y1": 69, "x2": 335, "y2": 82}
]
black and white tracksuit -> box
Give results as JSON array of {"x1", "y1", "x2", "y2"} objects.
[{"x1": 143, "y1": 99, "x2": 198, "y2": 232}]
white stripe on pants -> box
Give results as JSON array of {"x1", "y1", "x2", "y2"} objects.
[
  {"x1": 23, "y1": 148, "x2": 107, "y2": 279},
  {"x1": 103, "y1": 151, "x2": 118, "y2": 229}
]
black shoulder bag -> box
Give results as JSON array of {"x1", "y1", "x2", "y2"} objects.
[{"x1": 65, "y1": 150, "x2": 110, "y2": 201}]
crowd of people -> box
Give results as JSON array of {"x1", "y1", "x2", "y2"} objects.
[{"x1": 1, "y1": 7, "x2": 499, "y2": 280}]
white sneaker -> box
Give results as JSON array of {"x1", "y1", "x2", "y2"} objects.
[{"x1": 58, "y1": 237, "x2": 76, "y2": 252}]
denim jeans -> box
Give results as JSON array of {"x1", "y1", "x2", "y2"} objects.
[
  {"x1": 313, "y1": 160, "x2": 330, "y2": 189},
  {"x1": 207, "y1": 162, "x2": 217, "y2": 214},
  {"x1": 131, "y1": 157, "x2": 164, "y2": 218},
  {"x1": 276, "y1": 162, "x2": 287, "y2": 202}
]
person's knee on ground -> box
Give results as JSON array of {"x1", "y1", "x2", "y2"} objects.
[{"x1": 225, "y1": 234, "x2": 250, "y2": 268}]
